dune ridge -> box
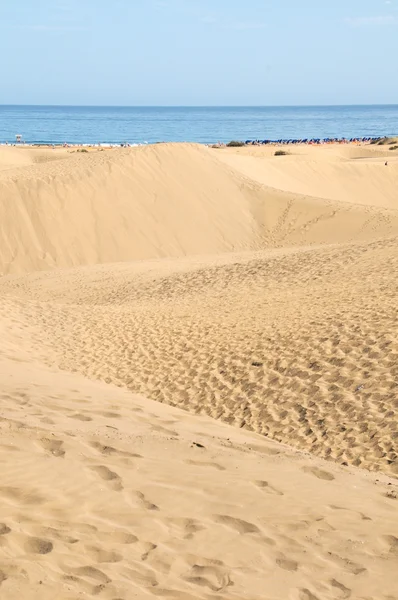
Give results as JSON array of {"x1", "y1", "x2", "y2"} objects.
[
  {"x1": 1, "y1": 143, "x2": 398, "y2": 274},
  {"x1": 0, "y1": 142, "x2": 397, "y2": 599},
  {"x1": 214, "y1": 144, "x2": 398, "y2": 209}
]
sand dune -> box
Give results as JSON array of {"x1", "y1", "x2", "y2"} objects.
[
  {"x1": 3, "y1": 236, "x2": 397, "y2": 476},
  {"x1": 0, "y1": 143, "x2": 397, "y2": 599},
  {"x1": 0, "y1": 144, "x2": 263, "y2": 274},
  {"x1": 1, "y1": 143, "x2": 398, "y2": 274},
  {"x1": 214, "y1": 144, "x2": 398, "y2": 209}
]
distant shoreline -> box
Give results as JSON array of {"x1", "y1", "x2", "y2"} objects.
[{"x1": 0, "y1": 135, "x2": 396, "y2": 148}]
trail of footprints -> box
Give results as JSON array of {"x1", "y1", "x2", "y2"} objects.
[
  {"x1": 0, "y1": 483, "x2": 395, "y2": 600},
  {"x1": 87, "y1": 440, "x2": 145, "y2": 492},
  {"x1": 43, "y1": 241, "x2": 398, "y2": 477},
  {"x1": 0, "y1": 415, "x2": 396, "y2": 599}
]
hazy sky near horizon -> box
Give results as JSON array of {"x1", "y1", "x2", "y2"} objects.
[{"x1": 0, "y1": 0, "x2": 397, "y2": 106}]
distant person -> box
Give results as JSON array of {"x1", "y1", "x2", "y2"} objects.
[{"x1": 385, "y1": 161, "x2": 388, "y2": 166}]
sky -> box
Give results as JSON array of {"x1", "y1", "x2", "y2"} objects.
[{"x1": 0, "y1": 0, "x2": 397, "y2": 106}]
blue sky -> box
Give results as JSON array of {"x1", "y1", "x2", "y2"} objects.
[{"x1": 0, "y1": 0, "x2": 397, "y2": 106}]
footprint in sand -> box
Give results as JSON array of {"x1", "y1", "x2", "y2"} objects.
[
  {"x1": 168, "y1": 517, "x2": 206, "y2": 540},
  {"x1": 61, "y1": 574, "x2": 98, "y2": 596},
  {"x1": 0, "y1": 524, "x2": 11, "y2": 535},
  {"x1": 122, "y1": 564, "x2": 158, "y2": 587},
  {"x1": 73, "y1": 566, "x2": 111, "y2": 584},
  {"x1": 97, "y1": 530, "x2": 138, "y2": 545},
  {"x1": 183, "y1": 564, "x2": 232, "y2": 592},
  {"x1": 90, "y1": 466, "x2": 123, "y2": 491},
  {"x1": 299, "y1": 590, "x2": 320, "y2": 600},
  {"x1": 141, "y1": 542, "x2": 157, "y2": 561},
  {"x1": 255, "y1": 480, "x2": 284, "y2": 496},
  {"x1": 40, "y1": 417, "x2": 55, "y2": 425},
  {"x1": 325, "y1": 551, "x2": 367, "y2": 575},
  {"x1": 89, "y1": 441, "x2": 142, "y2": 458},
  {"x1": 39, "y1": 437, "x2": 65, "y2": 458},
  {"x1": 276, "y1": 556, "x2": 298, "y2": 571},
  {"x1": 132, "y1": 491, "x2": 159, "y2": 511},
  {"x1": 68, "y1": 413, "x2": 92, "y2": 422},
  {"x1": 213, "y1": 515, "x2": 260, "y2": 535},
  {"x1": 384, "y1": 535, "x2": 398, "y2": 556},
  {"x1": 331, "y1": 579, "x2": 351, "y2": 599},
  {"x1": 24, "y1": 537, "x2": 53, "y2": 554},
  {"x1": 213, "y1": 515, "x2": 277, "y2": 546},
  {"x1": 95, "y1": 411, "x2": 122, "y2": 419},
  {"x1": 35, "y1": 526, "x2": 78, "y2": 545},
  {"x1": 85, "y1": 545, "x2": 123, "y2": 563},
  {"x1": 302, "y1": 466, "x2": 335, "y2": 481}
]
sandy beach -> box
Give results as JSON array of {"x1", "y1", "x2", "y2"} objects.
[{"x1": 0, "y1": 142, "x2": 397, "y2": 599}]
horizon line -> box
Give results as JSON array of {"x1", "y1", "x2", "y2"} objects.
[{"x1": 1, "y1": 103, "x2": 398, "y2": 109}]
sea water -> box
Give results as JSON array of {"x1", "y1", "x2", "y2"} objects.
[{"x1": 0, "y1": 105, "x2": 397, "y2": 145}]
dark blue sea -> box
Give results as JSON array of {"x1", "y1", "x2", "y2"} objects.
[{"x1": 0, "y1": 105, "x2": 397, "y2": 145}]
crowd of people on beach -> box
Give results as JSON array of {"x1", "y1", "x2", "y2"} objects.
[
  {"x1": 244, "y1": 136, "x2": 377, "y2": 145},
  {"x1": 210, "y1": 136, "x2": 380, "y2": 148}
]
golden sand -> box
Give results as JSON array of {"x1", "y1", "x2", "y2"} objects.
[{"x1": 0, "y1": 143, "x2": 397, "y2": 599}]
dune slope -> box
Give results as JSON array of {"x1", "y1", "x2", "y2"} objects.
[
  {"x1": 2, "y1": 235, "x2": 397, "y2": 476},
  {"x1": 0, "y1": 297, "x2": 397, "y2": 600},
  {"x1": 1, "y1": 143, "x2": 398, "y2": 274}
]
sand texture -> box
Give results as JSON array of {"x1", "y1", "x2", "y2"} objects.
[{"x1": 0, "y1": 143, "x2": 397, "y2": 599}]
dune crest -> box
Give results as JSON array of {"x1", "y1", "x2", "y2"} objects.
[{"x1": 215, "y1": 144, "x2": 398, "y2": 209}]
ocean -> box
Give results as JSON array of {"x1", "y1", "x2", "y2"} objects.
[{"x1": 0, "y1": 105, "x2": 398, "y2": 145}]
